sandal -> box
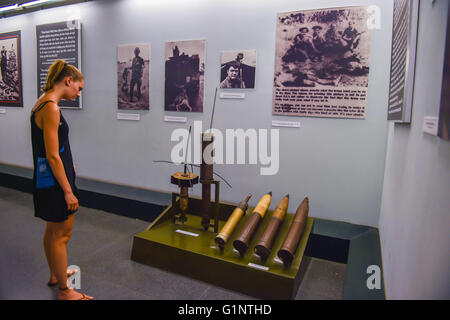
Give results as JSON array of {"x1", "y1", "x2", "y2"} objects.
[{"x1": 58, "y1": 287, "x2": 93, "y2": 300}]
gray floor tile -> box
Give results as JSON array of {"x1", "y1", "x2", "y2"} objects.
[
  {"x1": 296, "y1": 258, "x2": 346, "y2": 300},
  {"x1": 0, "y1": 276, "x2": 57, "y2": 300},
  {"x1": 75, "y1": 273, "x2": 152, "y2": 300},
  {"x1": 197, "y1": 285, "x2": 255, "y2": 300}
]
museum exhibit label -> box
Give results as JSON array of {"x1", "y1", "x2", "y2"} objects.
[
  {"x1": 36, "y1": 20, "x2": 82, "y2": 108},
  {"x1": 387, "y1": 0, "x2": 419, "y2": 122}
]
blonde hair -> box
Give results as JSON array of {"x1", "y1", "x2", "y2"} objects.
[{"x1": 42, "y1": 59, "x2": 84, "y2": 92}]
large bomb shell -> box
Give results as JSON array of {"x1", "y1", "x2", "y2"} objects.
[
  {"x1": 277, "y1": 197, "x2": 309, "y2": 266},
  {"x1": 215, "y1": 194, "x2": 252, "y2": 248},
  {"x1": 254, "y1": 194, "x2": 289, "y2": 260},
  {"x1": 233, "y1": 192, "x2": 272, "y2": 255}
]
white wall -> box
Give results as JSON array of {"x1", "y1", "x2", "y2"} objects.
[
  {"x1": 379, "y1": 0, "x2": 450, "y2": 299},
  {"x1": 0, "y1": 0, "x2": 394, "y2": 227}
]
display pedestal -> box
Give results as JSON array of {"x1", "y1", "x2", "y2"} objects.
[{"x1": 131, "y1": 196, "x2": 314, "y2": 299}]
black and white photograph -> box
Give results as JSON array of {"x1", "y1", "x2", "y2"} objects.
[
  {"x1": 273, "y1": 6, "x2": 372, "y2": 119},
  {"x1": 0, "y1": 30, "x2": 22, "y2": 108},
  {"x1": 117, "y1": 43, "x2": 150, "y2": 110},
  {"x1": 220, "y1": 50, "x2": 256, "y2": 89},
  {"x1": 36, "y1": 20, "x2": 82, "y2": 108},
  {"x1": 387, "y1": 0, "x2": 419, "y2": 122},
  {"x1": 165, "y1": 39, "x2": 205, "y2": 112}
]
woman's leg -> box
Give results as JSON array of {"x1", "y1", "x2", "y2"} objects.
[
  {"x1": 44, "y1": 217, "x2": 78, "y2": 285},
  {"x1": 44, "y1": 222, "x2": 54, "y2": 281},
  {"x1": 45, "y1": 214, "x2": 92, "y2": 299},
  {"x1": 45, "y1": 214, "x2": 74, "y2": 289}
]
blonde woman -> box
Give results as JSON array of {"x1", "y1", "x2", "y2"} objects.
[{"x1": 30, "y1": 59, "x2": 92, "y2": 300}]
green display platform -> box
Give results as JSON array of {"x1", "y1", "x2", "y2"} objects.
[{"x1": 131, "y1": 196, "x2": 314, "y2": 299}]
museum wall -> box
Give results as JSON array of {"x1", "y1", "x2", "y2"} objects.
[
  {"x1": 379, "y1": 0, "x2": 450, "y2": 299},
  {"x1": 0, "y1": 0, "x2": 393, "y2": 227}
]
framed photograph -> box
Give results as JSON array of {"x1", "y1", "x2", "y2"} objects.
[
  {"x1": 220, "y1": 50, "x2": 256, "y2": 89},
  {"x1": 164, "y1": 39, "x2": 205, "y2": 112},
  {"x1": 0, "y1": 30, "x2": 23, "y2": 107},
  {"x1": 273, "y1": 6, "x2": 372, "y2": 119},
  {"x1": 387, "y1": 0, "x2": 420, "y2": 122},
  {"x1": 36, "y1": 20, "x2": 82, "y2": 109},
  {"x1": 117, "y1": 43, "x2": 150, "y2": 110}
]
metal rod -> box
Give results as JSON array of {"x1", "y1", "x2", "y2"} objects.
[
  {"x1": 209, "y1": 87, "x2": 218, "y2": 131},
  {"x1": 184, "y1": 125, "x2": 192, "y2": 174}
]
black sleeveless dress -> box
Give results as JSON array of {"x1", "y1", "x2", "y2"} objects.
[{"x1": 31, "y1": 100, "x2": 78, "y2": 222}]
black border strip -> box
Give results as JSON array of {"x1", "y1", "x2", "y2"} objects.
[
  {"x1": 304, "y1": 233, "x2": 350, "y2": 264},
  {"x1": 0, "y1": 172, "x2": 163, "y2": 222}
]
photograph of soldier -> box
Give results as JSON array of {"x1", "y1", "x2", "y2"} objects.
[
  {"x1": 273, "y1": 7, "x2": 371, "y2": 118},
  {"x1": 220, "y1": 50, "x2": 256, "y2": 88},
  {"x1": 341, "y1": 20, "x2": 362, "y2": 52},
  {"x1": 129, "y1": 47, "x2": 145, "y2": 103},
  {"x1": 117, "y1": 43, "x2": 150, "y2": 110},
  {"x1": 165, "y1": 40, "x2": 205, "y2": 112},
  {"x1": 0, "y1": 31, "x2": 23, "y2": 107}
]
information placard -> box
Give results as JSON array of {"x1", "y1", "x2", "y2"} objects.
[
  {"x1": 117, "y1": 113, "x2": 140, "y2": 121},
  {"x1": 387, "y1": 0, "x2": 419, "y2": 123},
  {"x1": 219, "y1": 92, "x2": 245, "y2": 99},
  {"x1": 423, "y1": 116, "x2": 438, "y2": 136},
  {"x1": 164, "y1": 115, "x2": 187, "y2": 123},
  {"x1": 36, "y1": 20, "x2": 82, "y2": 108},
  {"x1": 272, "y1": 120, "x2": 300, "y2": 128}
]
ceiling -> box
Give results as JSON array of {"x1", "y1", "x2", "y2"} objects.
[
  {"x1": 0, "y1": 1, "x2": 17, "y2": 7},
  {"x1": 0, "y1": 0, "x2": 91, "y2": 17},
  {"x1": 0, "y1": 1, "x2": 39, "y2": 7}
]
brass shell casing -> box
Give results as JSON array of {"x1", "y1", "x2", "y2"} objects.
[
  {"x1": 215, "y1": 194, "x2": 252, "y2": 247},
  {"x1": 233, "y1": 192, "x2": 272, "y2": 255},
  {"x1": 233, "y1": 212, "x2": 262, "y2": 255},
  {"x1": 254, "y1": 195, "x2": 289, "y2": 260},
  {"x1": 277, "y1": 197, "x2": 309, "y2": 265},
  {"x1": 254, "y1": 218, "x2": 282, "y2": 260},
  {"x1": 215, "y1": 207, "x2": 245, "y2": 246}
]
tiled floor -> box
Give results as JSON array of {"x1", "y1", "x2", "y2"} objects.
[{"x1": 0, "y1": 186, "x2": 346, "y2": 300}]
